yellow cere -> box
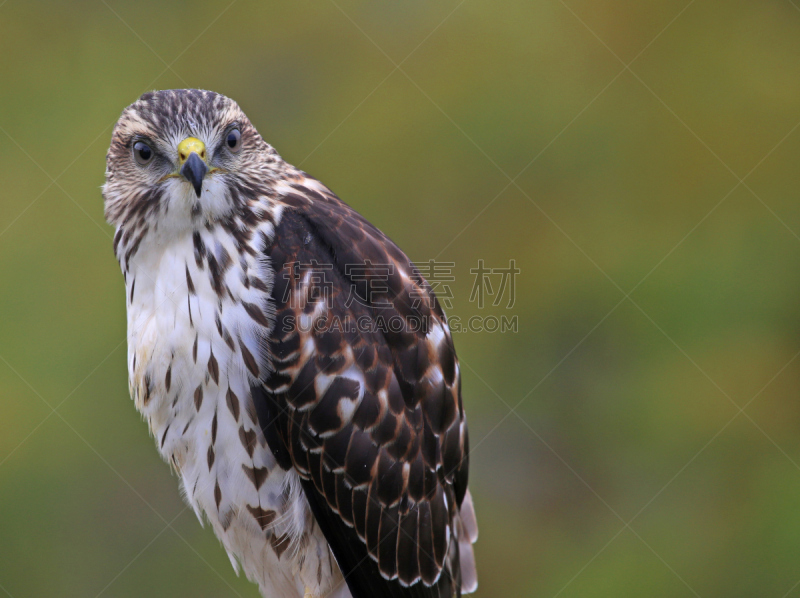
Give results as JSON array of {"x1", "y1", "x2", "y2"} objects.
[{"x1": 177, "y1": 137, "x2": 206, "y2": 164}]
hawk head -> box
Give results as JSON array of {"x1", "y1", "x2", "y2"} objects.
[{"x1": 103, "y1": 89, "x2": 282, "y2": 233}]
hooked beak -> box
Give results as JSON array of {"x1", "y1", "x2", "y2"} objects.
[{"x1": 178, "y1": 137, "x2": 208, "y2": 198}]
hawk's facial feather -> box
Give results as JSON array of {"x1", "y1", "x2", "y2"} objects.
[{"x1": 103, "y1": 89, "x2": 282, "y2": 239}]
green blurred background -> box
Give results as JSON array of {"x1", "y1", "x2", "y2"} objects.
[{"x1": 2, "y1": 0, "x2": 800, "y2": 596}]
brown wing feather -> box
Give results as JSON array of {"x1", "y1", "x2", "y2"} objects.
[{"x1": 258, "y1": 176, "x2": 470, "y2": 596}]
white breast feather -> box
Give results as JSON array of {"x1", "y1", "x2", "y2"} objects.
[{"x1": 123, "y1": 201, "x2": 347, "y2": 598}]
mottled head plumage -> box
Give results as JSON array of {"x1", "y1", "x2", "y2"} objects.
[{"x1": 103, "y1": 89, "x2": 282, "y2": 240}]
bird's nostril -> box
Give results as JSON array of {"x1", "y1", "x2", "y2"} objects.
[
  {"x1": 200, "y1": 150, "x2": 206, "y2": 159},
  {"x1": 180, "y1": 153, "x2": 186, "y2": 161}
]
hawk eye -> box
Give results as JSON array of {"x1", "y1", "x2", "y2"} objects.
[
  {"x1": 133, "y1": 141, "x2": 153, "y2": 165},
  {"x1": 226, "y1": 129, "x2": 241, "y2": 152}
]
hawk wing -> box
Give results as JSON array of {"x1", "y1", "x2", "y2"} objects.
[{"x1": 253, "y1": 176, "x2": 475, "y2": 598}]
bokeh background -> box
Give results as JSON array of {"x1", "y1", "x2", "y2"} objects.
[{"x1": 2, "y1": 0, "x2": 800, "y2": 596}]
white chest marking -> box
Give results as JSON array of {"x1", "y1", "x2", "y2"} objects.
[{"x1": 122, "y1": 212, "x2": 347, "y2": 597}]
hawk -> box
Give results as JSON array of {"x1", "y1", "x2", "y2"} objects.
[{"x1": 103, "y1": 89, "x2": 478, "y2": 598}]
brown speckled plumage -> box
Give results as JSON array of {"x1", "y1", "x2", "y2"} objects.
[{"x1": 103, "y1": 89, "x2": 477, "y2": 598}]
